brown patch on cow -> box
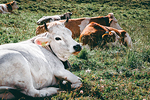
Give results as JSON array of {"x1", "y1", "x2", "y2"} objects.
[
  {"x1": 36, "y1": 23, "x2": 50, "y2": 35},
  {"x1": 89, "y1": 16, "x2": 110, "y2": 26},
  {"x1": 61, "y1": 18, "x2": 85, "y2": 39},
  {"x1": 2, "y1": 6, "x2": 4, "y2": 11}
]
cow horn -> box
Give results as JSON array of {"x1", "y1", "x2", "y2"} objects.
[
  {"x1": 64, "y1": 17, "x2": 69, "y2": 25},
  {"x1": 44, "y1": 22, "x2": 48, "y2": 31},
  {"x1": 102, "y1": 33, "x2": 109, "y2": 39}
]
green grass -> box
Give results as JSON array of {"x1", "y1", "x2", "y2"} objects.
[{"x1": 0, "y1": 0, "x2": 150, "y2": 99}]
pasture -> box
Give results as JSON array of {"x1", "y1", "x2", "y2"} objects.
[{"x1": 0, "y1": 0, "x2": 150, "y2": 99}]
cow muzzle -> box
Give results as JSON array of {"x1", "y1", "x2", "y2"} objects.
[
  {"x1": 73, "y1": 44, "x2": 82, "y2": 55},
  {"x1": 73, "y1": 44, "x2": 82, "y2": 52}
]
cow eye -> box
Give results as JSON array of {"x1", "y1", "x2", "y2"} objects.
[{"x1": 55, "y1": 37, "x2": 61, "y2": 41}]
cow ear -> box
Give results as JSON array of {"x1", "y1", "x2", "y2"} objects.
[{"x1": 34, "y1": 37, "x2": 49, "y2": 46}]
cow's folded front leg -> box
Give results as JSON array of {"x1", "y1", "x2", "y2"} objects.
[
  {"x1": 26, "y1": 86, "x2": 59, "y2": 97},
  {"x1": 38, "y1": 87, "x2": 59, "y2": 97},
  {"x1": 54, "y1": 69, "x2": 82, "y2": 89}
]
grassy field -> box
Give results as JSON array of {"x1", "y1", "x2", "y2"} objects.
[{"x1": 0, "y1": 0, "x2": 150, "y2": 100}]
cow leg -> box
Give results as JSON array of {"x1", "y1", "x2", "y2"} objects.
[
  {"x1": 25, "y1": 86, "x2": 59, "y2": 97},
  {"x1": 39, "y1": 87, "x2": 59, "y2": 96},
  {"x1": 54, "y1": 69, "x2": 82, "y2": 88},
  {"x1": 0, "y1": 75, "x2": 59, "y2": 97},
  {"x1": 0, "y1": 85, "x2": 59, "y2": 98}
]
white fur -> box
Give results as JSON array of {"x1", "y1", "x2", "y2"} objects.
[
  {"x1": 124, "y1": 32, "x2": 132, "y2": 47},
  {"x1": 109, "y1": 13, "x2": 122, "y2": 30},
  {"x1": 78, "y1": 18, "x2": 91, "y2": 33},
  {"x1": 0, "y1": 21, "x2": 82, "y2": 99}
]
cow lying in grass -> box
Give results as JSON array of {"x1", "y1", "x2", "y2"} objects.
[
  {"x1": 79, "y1": 22, "x2": 132, "y2": 48},
  {"x1": 0, "y1": 1, "x2": 19, "y2": 14},
  {"x1": 36, "y1": 13, "x2": 122, "y2": 39},
  {"x1": 37, "y1": 12, "x2": 72, "y2": 25},
  {"x1": 0, "y1": 19, "x2": 82, "y2": 99}
]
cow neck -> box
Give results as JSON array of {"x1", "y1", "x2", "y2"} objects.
[{"x1": 42, "y1": 45, "x2": 71, "y2": 69}]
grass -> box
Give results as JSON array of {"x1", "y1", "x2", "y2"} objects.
[{"x1": 0, "y1": 0, "x2": 150, "y2": 99}]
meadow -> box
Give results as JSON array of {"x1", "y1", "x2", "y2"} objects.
[{"x1": 0, "y1": 0, "x2": 150, "y2": 100}]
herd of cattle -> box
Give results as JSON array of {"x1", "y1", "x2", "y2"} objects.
[{"x1": 0, "y1": 1, "x2": 132, "y2": 99}]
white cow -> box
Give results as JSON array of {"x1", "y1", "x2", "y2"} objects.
[{"x1": 0, "y1": 20, "x2": 82, "y2": 99}]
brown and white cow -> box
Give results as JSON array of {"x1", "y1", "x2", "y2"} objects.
[
  {"x1": 0, "y1": 1, "x2": 19, "y2": 14},
  {"x1": 36, "y1": 13, "x2": 122, "y2": 39},
  {"x1": 79, "y1": 22, "x2": 132, "y2": 48},
  {"x1": 37, "y1": 12, "x2": 72, "y2": 25}
]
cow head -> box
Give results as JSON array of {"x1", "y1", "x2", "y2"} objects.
[
  {"x1": 102, "y1": 31, "x2": 119, "y2": 43},
  {"x1": 118, "y1": 30, "x2": 132, "y2": 47},
  {"x1": 10, "y1": 1, "x2": 19, "y2": 10},
  {"x1": 34, "y1": 19, "x2": 82, "y2": 61},
  {"x1": 107, "y1": 13, "x2": 122, "y2": 30}
]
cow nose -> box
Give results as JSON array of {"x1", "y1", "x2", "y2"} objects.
[{"x1": 73, "y1": 44, "x2": 82, "y2": 52}]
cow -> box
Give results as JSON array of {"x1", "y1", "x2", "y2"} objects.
[
  {"x1": 36, "y1": 13, "x2": 123, "y2": 39},
  {"x1": 0, "y1": 1, "x2": 19, "y2": 14},
  {"x1": 0, "y1": 19, "x2": 82, "y2": 99},
  {"x1": 79, "y1": 22, "x2": 132, "y2": 48},
  {"x1": 37, "y1": 12, "x2": 72, "y2": 25}
]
